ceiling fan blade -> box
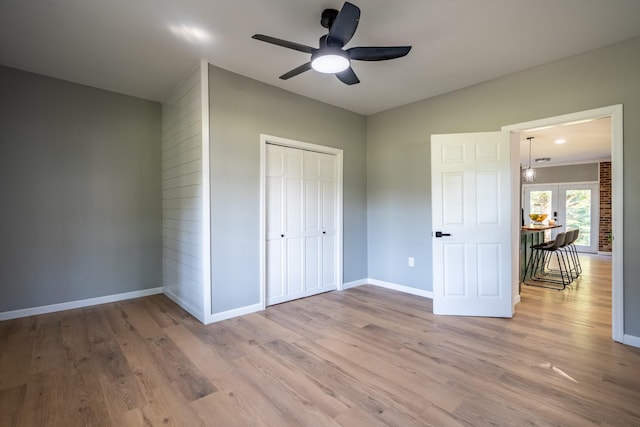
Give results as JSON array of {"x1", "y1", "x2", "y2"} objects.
[
  {"x1": 279, "y1": 62, "x2": 312, "y2": 80},
  {"x1": 348, "y1": 46, "x2": 412, "y2": 61},
  {"x1": 252, "y1": 34, "x2": 315, "y2": 54},
  {"x1": 327, "y1": 2, "x2": 360, "y2": 47},
  {"x1": 336, "y1": 67, "x2": 360, "y2": 85}
]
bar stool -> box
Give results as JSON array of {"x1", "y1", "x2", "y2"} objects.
[
  {"x1": 549, "y1": 229, "x2": 580, "y2": 281},
  {"x1": 566, "y1": 229, "x2": 582, "y2": 276},
  {"x1": 524, "y1": 232, "x2": 573, "y2": 289}
]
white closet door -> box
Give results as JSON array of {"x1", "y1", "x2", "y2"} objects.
[
  {"x1": 320, "y1": 153, "x2": 337, "y2": 289},
  {"x1": 266, "y1": 144, "x2": 337, "y2": 305},
  {"x1": 303, "y1": 151, "x2": 322, "y2": 292},
  {"x1": 265, "y1": 144, "x2": 286, "y2": 302}
]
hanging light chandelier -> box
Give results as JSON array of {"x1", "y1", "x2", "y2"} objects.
[{"x1": 523, "y1": 137, "x2": 536, "y2": 182}]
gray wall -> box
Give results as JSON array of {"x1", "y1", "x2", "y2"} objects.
[
  {"x1": 367, "y1": 36, "x2": 640, "y2": 336},
  {"x1": 0, "y1": 66, "x2": 162, "y2": 312},
  {"x1": 526, "y1": 163, "x2": 599, "y2": 184},
  {"x1": 208, "y1": 65, "x2": 367, "y2": 314}
]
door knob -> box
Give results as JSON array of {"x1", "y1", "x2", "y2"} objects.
[{"x1": 434, "y1": 231, "x2": 451, "y2": 238}]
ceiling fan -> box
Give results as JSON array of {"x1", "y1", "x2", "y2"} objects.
[{"x1": 251, "y1": 2, "x2": 412, "y2": 85}]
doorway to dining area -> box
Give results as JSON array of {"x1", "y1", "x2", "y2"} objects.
[{"x1": 503, "y1": 104, "x2": 622, "y2": 343}]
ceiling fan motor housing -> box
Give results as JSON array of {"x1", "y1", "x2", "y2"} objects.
[{"x1": 321, "y1": 9, "x2": 339, "y2": 29}]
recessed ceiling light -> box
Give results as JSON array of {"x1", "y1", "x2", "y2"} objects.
[{"x1": 555, "y1": 139, "x2": 566, "y2": 144}]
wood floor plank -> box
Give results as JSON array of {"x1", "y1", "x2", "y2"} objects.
[
  {"x1": 62, "y1": 357, "x2": 111, "y2": 427},
  {"x1": 238, "y1": 342, "x2": 352, "y2": 419},
  {"x1": 60, "y1": 310, "x2": 92, "y2": 363},
  {"x1": 162, "y1": 323, "x2": 235, "y2": 381},
  {"x1": 208, "y1": 372, "x2": 296, "y2": 426},
  {"x1": 146, "y1": 333, "x2": 217, "y2": 401},
  {"x1": 265, "y1": 338, "x2": 430, "y2": 427},
  {"x1": 0, "y1": 326, "x2": 34, "y2": 390},
  {"x1": 29, "y1": 317, "x2": 64, "y2": 374},
  {"x1": 134, "y1": 380, "x2": 206, "y2": 426},
  {"x1": 119, "y1": 299, "x2": 165, "y2": 339},
  {"x1": 0, "y1": 384, "x2": 26, "y2": 427},
  {"x1": 227, "y1": 353, "x2": 341, "y2": 427},
  {"x1": 191, "y1": 390, "x2": 270, "y2": 427}
]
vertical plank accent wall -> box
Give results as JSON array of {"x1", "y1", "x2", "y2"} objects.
[{"x1": 161, "y1": 66, "x2": 205, "y2": 320}]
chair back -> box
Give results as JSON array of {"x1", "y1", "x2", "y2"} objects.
[
  {"x1": 549, "y1": 232, "x2": 566, "y2": 250},
  {"x1": 563, "y1": 229, "x2": 577, "y2": 247}
]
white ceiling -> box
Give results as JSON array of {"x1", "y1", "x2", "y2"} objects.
[
  {"x1": 519, "y1": 117, "x2": 611, "y2": 167},
  {"x1": 1, "y1": 1, "x2": 640, "y2": 115}
]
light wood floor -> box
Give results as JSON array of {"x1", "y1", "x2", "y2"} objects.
[{"x1": 2, "y1": 254, "x2": 640, "y2": 426}]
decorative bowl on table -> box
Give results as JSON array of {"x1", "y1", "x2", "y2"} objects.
[{"x1": 529, "y1": 213, "x2": 548, "y2": 225}]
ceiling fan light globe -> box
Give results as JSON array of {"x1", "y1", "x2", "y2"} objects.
[{"x1": 311, "y1": 49, "x2": 349, "y2": 73}]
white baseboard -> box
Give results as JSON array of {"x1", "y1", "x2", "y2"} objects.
[
  {"x1": 513, "y1": 294, "x2": 522, "y2": 305},
  {"x1": 205, "y1": 302, "x2": 263, "y2": 324},
  {"x1": 623, "y1": 334, "x2": 640, "y2": 349},
  {"x1": 368, "y1": 278, "x2": 433, "y2": 299},
  {"x1": 341, "y1": 278, "x2": 369, "y2": 290},
  {"x1": 162, "y1": 288, "x2": 205, "y2": 324},
  {"x1": 0, "y1": 287, "x2": 163, "y2": 321},
  {"x1": 597, "y1": 251, "x2": 613, "y2": 256}
]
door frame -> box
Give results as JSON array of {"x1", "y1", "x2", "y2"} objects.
[
  {"x1": 259, "y1": 134, "x2": 344, "y2": 310},
  {"x1": 503, "y1": 104, "x2": 623, "y2": 343}
]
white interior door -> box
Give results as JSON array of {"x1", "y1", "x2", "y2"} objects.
[
  {"x1": 431, "y1": 132, "x2": 513, "y2": 317},
  {"x1": 266, "y1": 144, "x2": 337, "y2": 305},
  {"x1": 523, "y1": 183, "x2": 599, "y2": 253}
]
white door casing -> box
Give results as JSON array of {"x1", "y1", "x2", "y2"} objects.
[
  {"x1": 431, "y1": 132, "x2": 513, "y2": 317},
  {"x1": 264, "y1": 142, "x2": 339, "y2": 306}
]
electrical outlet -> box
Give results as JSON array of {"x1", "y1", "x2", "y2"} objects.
[{"x1": 408, "y1": 257, "x2": 414, "y2": 267}]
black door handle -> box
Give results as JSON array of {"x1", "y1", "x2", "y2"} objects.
[{"x1": 435, "y1": 231, "x2": 451, "y2": 238}]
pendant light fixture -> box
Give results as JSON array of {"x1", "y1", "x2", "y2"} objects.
[{"x1": 523, "y1": 137, "x2": 536, "y2": 182}]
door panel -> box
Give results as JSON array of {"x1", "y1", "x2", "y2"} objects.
[
  {"x1": 286, "y1": 178, "x2": 303, "y2": 233},
  {"x1": 476, "y1": 172, "x2": 500, "y2": 225},
  {"x1": 266, "y1": 239, "x2": 283, "y2": 299},
  {"x1": 305, "y1": 236, "x2": 320, "y2": 290},
  {"x1": 477, "y1": 244, "x2": 500, "y2": 297},
  {"x1": 305, "y1": 180, "x2": 320, "y2": 230},
  {"x1": 322, "y1": 233, "x2": 336, "y2": 288},
  {"x1": 442, "y1": 173, "x2": 464, "y2": 225},
  {"x1": 431, "y1": 132, "x2": 512, "y2": 317},
  {"x1": 443, "y1": 243, "x2": 466, "y2": 296},
  {"x1": 286, "y1": 238, "x2": 303, "y2": 294},
  {"x1": 266, "y1": 177, "x2": 283, "y2": 237}
]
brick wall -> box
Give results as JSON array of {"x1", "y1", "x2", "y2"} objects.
[{"x1": 599, "y1": 161, "x2": 612, "y2": 252}]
